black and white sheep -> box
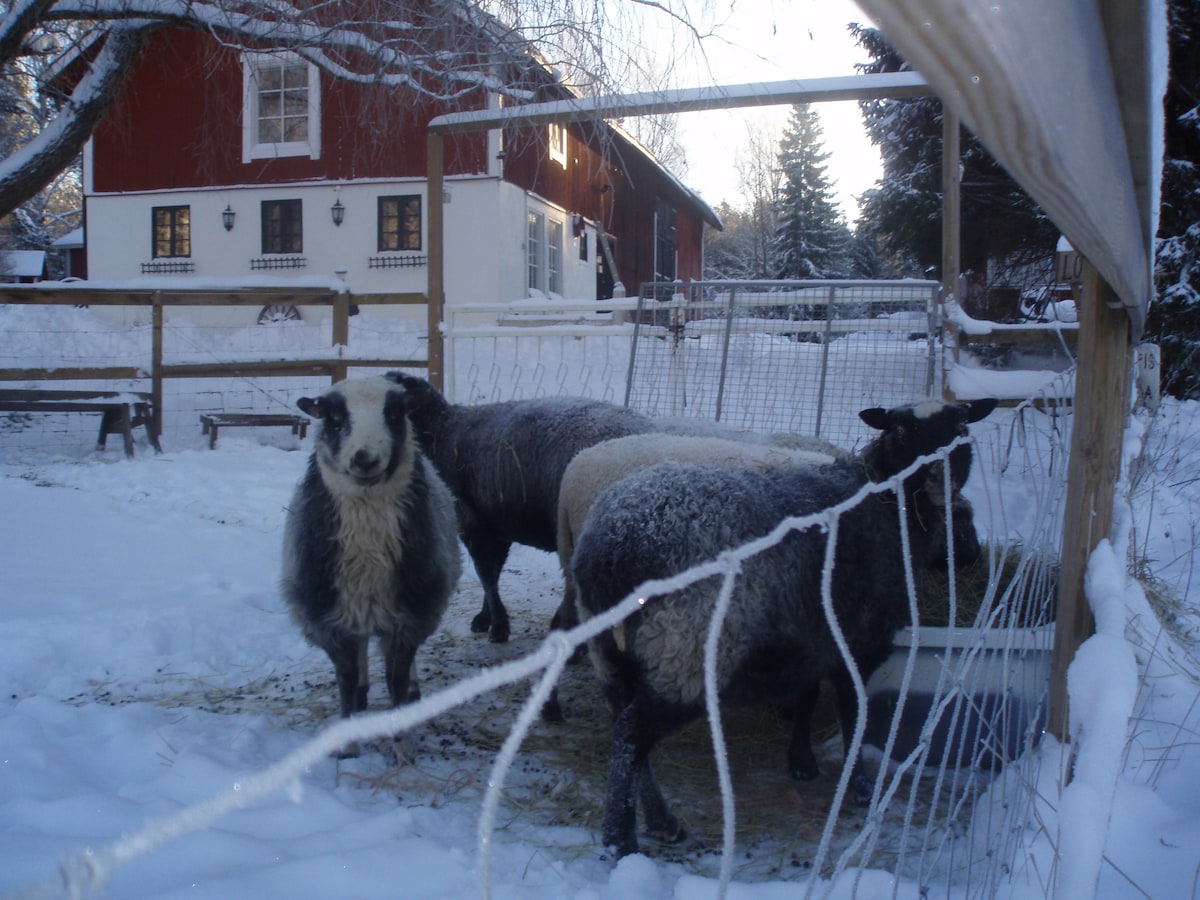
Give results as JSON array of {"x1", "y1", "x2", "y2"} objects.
[
  {"x1": 281, "y1": 375, "x2": 461, "y2": 739},
  {"x1": 570, "y1": 397, "x2": 997, "y2": 857},
  {"x1": 383, "y1": 372, "x2": 664, "y2": 644}
]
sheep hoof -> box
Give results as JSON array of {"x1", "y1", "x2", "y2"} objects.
[
  {"x1": 603, "y1": 835, "x2": 640, "y2": 860},
  {"x1": 645, "y1": 818, "x2": 686, "y2": 845},
  {"x1": 541, "y1": 693, "x2": 564, "y2": 722},
  {"x1": 791, "y1": 761, "x2": 820, "y2": 782},
  {"x1": 470, "y1": 611, "x2": 491, "y2": 634},
  {"x1": 488, "y1": 621, "x2": 510, "y2": 643},
  {"x1": 335, "y1": 741, "x2": 362, "y2": 760}
]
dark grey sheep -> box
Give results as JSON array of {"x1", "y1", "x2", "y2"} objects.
[
  {"x1": 281, "y1": 376, "x2": 461, "y2": 747},
  {"x1": 571, "y1": 397, "x2": 997, "y2": 857},
  {"x1": 384, "y1": 372, "x2": 662, "y2": 644}
]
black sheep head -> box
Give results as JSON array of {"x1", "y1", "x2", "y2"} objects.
[
  {"x1": 383, "y1": 372, "x2": 449, "y2": 449},
  {"x1": 858, "y1": 398, "x2": 998, "y2": 486}
]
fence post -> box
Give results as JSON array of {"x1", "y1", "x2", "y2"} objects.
[
  {"x1": 331, "y1": 293, "x2": 349, "y2": 383},
  {"x1": 151, "y1": 293, "x2": 163, "y2": 442},
  {"x1": 714, "y1": 285, "x2": 738, "y2": 422},
  {"x1": 814, "y1": 284, "x2": 837, "y2": 438},
  {"x1": 426, "y1": 132, "x2": 446, "y2": 392},
  {"x1": 1047, "y1": 262, "x2": 1131, "y2": 744}
]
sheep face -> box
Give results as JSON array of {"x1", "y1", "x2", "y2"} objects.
[
  {"x1": 298, "y1": 377, "x2": 414, "y2": 496},
  {"x1": 859, "y1": 397, "x2": 997, "y2": 487}
]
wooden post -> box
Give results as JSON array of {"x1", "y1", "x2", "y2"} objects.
[
  {"x1": 426, "y1": 132, "x2": 446, "y2": 392},
  {"x1": 1047, "y1": 261, "x2": 1131, "y2": 742},
  {"x1": 151, "y1": 294, "x2": 163, "y2": 442},
  {"x1": 941, "y1": 105, "x2": 961, "y2": 399},
  {"x1": 331, "y1": 293, "x2": 349, "y2": 383}
]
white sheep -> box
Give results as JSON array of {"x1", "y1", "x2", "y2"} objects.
[{"x1": 281, "y1": 376, "x2": 461, "y2": 750}]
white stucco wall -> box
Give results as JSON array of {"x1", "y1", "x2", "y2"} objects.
[{"x1": 83, "y1": 174, "x2": 598, "y2": 328}]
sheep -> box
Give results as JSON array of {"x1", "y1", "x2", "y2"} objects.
[
  {"x1": 552, "y1": 431, "x2": 844, "y2": 635},
  {"x1": 281, "y1": 375, "x2": 461, "y2": 748},
  {"x1": 383, "y1": 372, "x2": 666, "y2": 644},
  {"x1": 570, "y1": 397, "x2": 998, "y2": 857}
]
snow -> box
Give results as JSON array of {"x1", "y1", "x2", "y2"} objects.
[{"x1": 3, "y1": 391, "x2": 1200, "y2": 897}]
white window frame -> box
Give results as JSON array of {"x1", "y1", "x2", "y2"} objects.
[
  {"x1": 242, "y1": 52, "x2": 321, "y2": 163},
  {"x1": 527, "y1": 209, "x2": 565, "y2": 297},
  {"x1": 527, "y1": 210, "x2": 545, "y2": 293},
  {"x1": 548, "y1": 123, "x2": 567, "y2": 168},
  {"x1": 547, "y1": 218, "x2": 563, "y2": 295}
]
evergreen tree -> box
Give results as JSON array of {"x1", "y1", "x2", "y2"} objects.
[
  {"x1": 1146, "y1": 0, "x2": 1200, "y2": 400},
  {"x1": 771, "y1": 104, "x2": 851, "y2": 279},
  {"x1": 850, "y1": 25, "x2": 1055, "y2": 288}
]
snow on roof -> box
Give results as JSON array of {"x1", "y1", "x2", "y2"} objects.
[
  {"x1": 51, "y1": 228, "x2": 84, "y2": 248},
  {"x1": 0, "y1": 250, "x2": 47, "y2": 279}
]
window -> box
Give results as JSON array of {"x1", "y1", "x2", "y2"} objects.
[
  {"x1": 152, "y1": 206, "x2": 190, "y2": 258},
  {"x1": 548, "y1": 219, "x2": 563, "y2": 295},
  {"x1": 527, "y1": 211, "x2": 544, "y2": 292},
  {"x1": 527, "y1": 209, "x2": 565, "y2": 296},
  {"x1": 548, "y1": 123, "x2": 567, "y2": 168},
  {"x1": 378, "y1": 195, "x2": 422, "y2": 252},
  {"x1": 261, "y1": 199, "x2": 303, "y2": 254},
  {"x1": 243, "y1": 53, "x2": 321, "y2": 162}
]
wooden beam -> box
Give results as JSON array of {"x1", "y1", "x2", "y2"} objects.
[
  {"x1": 1047, "y1": 261, "x2": 1131, "y2": 742},
  {"x1": 0, "y1": 367, "x2": 144, "y2": 381},
  {"x1": 426, "y1": 132, "x2": 446, "y2": 392},
  {"x1": 428, "y1": 72, "x2": 931, "y2": 135},
  {"x1": 941, "y1": 105, "x2": 961, "y2": 398}
]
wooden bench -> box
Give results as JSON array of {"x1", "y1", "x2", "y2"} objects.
[
  {"x1": 0, "y1": 389, "x2": 162, "y2": 458},
  {"x1": 200, "y1": 413, "x2": 309, "y2": 449}
]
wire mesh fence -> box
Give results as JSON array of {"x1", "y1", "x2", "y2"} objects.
[
  {"x1": 0, "y1": 288, "x2": 1081, "y2": 897},
  {"x1": 623, "y1": 281, "x2": 940, "y2": 448}
]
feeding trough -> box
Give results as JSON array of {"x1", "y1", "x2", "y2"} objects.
[{"x1": 864, "y1": 625, "x2": 1054, "y2": 770}]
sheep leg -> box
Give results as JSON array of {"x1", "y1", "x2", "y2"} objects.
[
  {"x1": 381, "y1": 630, "x2": 420, "y2": 706},
  {"x1": 323, "y1": 633, "x2": 367, "y2": 758},
  {"x1": 324, "y1": 633, "x2": 365, "y2": 719},
  {"x1": 463, "y1": 533, "x2": 511, "y2": 643},
  {"x1": 602, "y1": 701, "x2": 643, "y2": 858},
  {"x1": 830, "y1": 666, "x2": 872, "y2": 802},
  {"x1": 786, "y1": 679, "x2": 822, "y2": 781},
  {"x1": 636, "y1": 761, "x2": 684, "y2": 844},
  {"x1": 603, "y1": 696, "x2": 680, "y2": 857}
]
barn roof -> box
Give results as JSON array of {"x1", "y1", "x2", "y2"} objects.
[{"x1": 855, "y1": 0, "x2": 1165, "y2": 339}]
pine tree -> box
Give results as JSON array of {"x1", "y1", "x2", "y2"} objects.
[
  {"x1": 851, "y1": 24, "x2": 1055, "y2": 286},
  {"x1": 771, "y1": 104, "x2": 851, "y2": 279},
  {"x1": 1146, "y1": 0, "x2": 1200, "y2": 399}
]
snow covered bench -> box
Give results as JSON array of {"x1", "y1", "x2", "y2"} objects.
[
  {"x1": 0, "y1": 389, "x2": 162, "y2": 458},
  {"x1": 200, "y1": 413, "x2": 309, "y2": 449}
]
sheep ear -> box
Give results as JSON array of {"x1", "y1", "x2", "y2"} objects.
[
  {"x1": 963, "y1": 397, "x2": 999, "y2": 423},
  {"x1": 859, "y1": 407, "x2": 889, "y2": 430},
  {"x1": 383, "y1": 372, "x2": 402, "y2": 384},
  {"x1": 297, "y1": 396, "x2": 323, "y2": 418}
]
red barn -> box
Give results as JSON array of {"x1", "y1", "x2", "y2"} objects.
[{"x1": 78, "y1": 22, "x2": 717, "y2": 319}]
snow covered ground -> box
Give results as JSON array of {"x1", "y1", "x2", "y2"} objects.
[{"x1": 2, "y1": 393, "x2": 1200, "y2": 899}]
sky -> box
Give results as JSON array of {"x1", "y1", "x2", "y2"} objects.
[{"x1": 666, "y1": 0, "x2": 883, "y2": 221}]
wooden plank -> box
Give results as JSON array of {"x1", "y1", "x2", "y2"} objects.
[
  {"x1": 351, "y1": 293, "x2": 428, "y2": 305},
  {"x1": 1047, "y1": 262, "x2": 1130, "y2": 742},
  {"x1": 0, "y1": 367, "x2": 144, "y2": 381},
  {"x1": 160, "y1": 360, "x2": 427, "y2": 379}
]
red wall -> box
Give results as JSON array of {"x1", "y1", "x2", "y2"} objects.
[{"x1": 92, "y1": 30, "x2": 487, "y2": 192}]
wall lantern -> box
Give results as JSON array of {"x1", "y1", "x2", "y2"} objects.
[
  {"x1": 331, "y1": 198, "x2": 345, "y2": 227},
  {"x1": 221, "y1": 205, "x2": 235, "y2": 231}
]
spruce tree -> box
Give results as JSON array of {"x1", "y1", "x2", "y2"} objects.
[
  {"x1": 771, "y1": 104, "x2": 851, "y2": 279},
  {"x1": 1147, "y1": 0, "x2": 1200, "y2": 399}
]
